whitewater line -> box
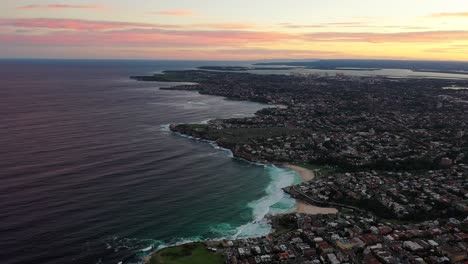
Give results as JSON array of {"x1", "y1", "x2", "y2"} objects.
[{"x1": 162, "y1": 124, "x2": 301, "y2": 238}]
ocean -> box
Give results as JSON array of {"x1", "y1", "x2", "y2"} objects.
[{"x1": 0, "y1": 60, "x2": 301, "y2": 264}]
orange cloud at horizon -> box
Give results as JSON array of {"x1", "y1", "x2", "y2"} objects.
[
  {"x1": 303, "y1": 31, "x2": 468, "y2": 43},
  {"x1": 429, "y1": 12, "x2": 468, "y2": 18}
]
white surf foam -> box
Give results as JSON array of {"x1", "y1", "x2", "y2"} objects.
[
  {"x1": 232, "y1": 165, "x2": 301, "y2": 238},
  {"x1": 169, "y1": 130, "x2": 302, "y2": 239},
  {"x1": 159, "y1": 124, "x2": 171, "y2": 132}
]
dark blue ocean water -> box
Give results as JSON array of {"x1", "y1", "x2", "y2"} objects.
[{"x1": 0, "y1": 60, "x2": 300, "y2": 264}]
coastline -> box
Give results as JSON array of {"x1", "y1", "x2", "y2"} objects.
[
  {"x1": 134, "y1": 65, "x2": 468, "y2": 264},
  {"x1": 171, "y1": 125, "x2": 339, "y2": 217},
  {"x1": 282, "y1": 164, "x2": 338, "y2": 215},
  {"x1": 144, "y1": 131, "x2": 299, "y2": 262},
  {"x1": 145, "y1": 79, "x2": 336, "y2": 263},
  {"x1": 282, "y1": 164, "x2": 315, "y2": 181}
]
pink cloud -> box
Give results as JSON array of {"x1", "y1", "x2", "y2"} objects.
[
  {"x1": 155, "y1": 9, "x2": 195, "y2": 16},
  {"x1": 0, "y1": 18, "x2": 254, "y2": 31},
  {"x1": 17, "y1": 4, "x2": 103, "y2": 10},
  {"x1": 0, "y1": 18, "x2": 182, "y2": 30},
  {"x1": 0, "y1": 27, "x2": 292, "y2": 47},
  {"x1": 2, "y1": 18, "x2": 468, "y2": 55}
]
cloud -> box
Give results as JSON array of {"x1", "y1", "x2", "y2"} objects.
[
  {"x1": 425, "y1": 45, "x2": 468, "y2": 53},
  {"x1": 196, "y1": 23, "x2": 255, "y2": 30},
  {"x1": 17, "y1": 4, "x2": 103, "y2": 10},
  {"x1": 213, "y1": 48, "x2": 341, "y2": 57},
  {"x1": 155, "y1": 9, "x2": 194, "y2": 16},
  {"x1": 278, "y1": 22, "x2": 368, "y2": 29},
  {"x1": 0, "y1": 18, "x2": 255, "y2": 31},
  {"x1": 278, "y1": 23, "x2": 325, "y2": 29},
  {"x1": 0, "y1": 45, "x2": 345, "y2": 60},
  {"x1": 0, "y1": 18, "x2": 182, "y2": 30},
  {"x1": 303, "y1": 31, "x2": 468, "y2": 43},
  {"x1": 279, "y1": 23, "x2": 430, "y2": 30},
  {"x1": 0, "y1": 27, "x2": 292, "y2": 47},
  {"x1": 429, "y1": 12, "x2": 468, "y2": 18},
  {"x1": 167, "y1": 48, "x2": 343, "y2": 60},
  {"x1": 2, "y1": 18, "x2": 468, "y2": 56},
  {"x1": 323, "y1": 22, "x2": 364, "y2": 26},
  {"x1": 8, "y1": 27, "x2": 466, "y2": 50}
]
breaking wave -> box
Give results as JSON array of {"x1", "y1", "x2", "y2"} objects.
[
  {"x1": 148, "y1": 125, "x2": 301, "y2": 261},
  {"x1": 232, "y1": 165, "x2": 301, "y2": 238},
  {"x1": 164, "y1": 129, "x2": 301, "y2": 240}
]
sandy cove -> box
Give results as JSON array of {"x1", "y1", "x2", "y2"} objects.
[
  {"x1": 283, "y1": 164, "x2": 338, "y2": 215},
  {"x1": 282, "y1": 164, "x2": 315, "y2": 181}
]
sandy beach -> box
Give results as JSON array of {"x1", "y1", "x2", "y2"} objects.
[
  {"x1": 283, "y1": 164, "x2": 338, "y2": 215},
  {"x1": 295, "y1": 200, "x2": 338, "y2": 214},
  {"x1": 282, "y1": 164, "x2": 315, "y2": 181}
]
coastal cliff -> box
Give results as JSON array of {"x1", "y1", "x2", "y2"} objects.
[{"x1": 169, "y1": 123, "x2": 266, "y2": 163}]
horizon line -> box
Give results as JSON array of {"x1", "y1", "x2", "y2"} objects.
[{"x1": 2, "y1": 58, "x2": 468, "y2": 63}]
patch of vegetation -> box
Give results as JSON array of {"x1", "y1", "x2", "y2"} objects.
[
  {"x1": 176, "y1": 124, "x2": 210, "y2": 134},
  {"x1": 198, "y1": 66, "x2": 249, "y2": 71},
  {"x1": 461, "y1": 222, "x2": 468, "y2": 233},
  {"x1": 131, "y1": 70, "x2": 219, "y2": 83},
  {"x1": 380, "y1": 218, "x2": 417, "y2": 225},
  {"x1": 339, "y1": 208, "x2": 357, "y2": 216},
  {"x1": 272, "y1": 214, "x2": 297, "y2": 237},
  {"x1": 198, "y1": 66, "x2": 299, "y2": 71},
  {"x1": 173, "y1": 124, "x2": 305, "y2": 146},
  {"x1": 149, "y1": 243, "x2": 223, "y2": 264},
  {"x1": 292, "y1": 162, "x2": 340, "y2": 177}
]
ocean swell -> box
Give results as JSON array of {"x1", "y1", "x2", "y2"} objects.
[
  {"x1": 161, "y1": 124, "x2": 301, "y2": 240},
  {"x1": 232, "y1": 166, "x2": 301, "y2": 238}
]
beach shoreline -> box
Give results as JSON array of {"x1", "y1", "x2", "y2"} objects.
[
  {"x1": 282, "y1": 164, "x2": 316, "y2": 181},
  {"x1": 283, "y1": 164, "x2": 338, "y2": 215}
]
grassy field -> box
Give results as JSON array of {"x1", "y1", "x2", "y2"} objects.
[{"x1": 149, "y1": 243, "x2": 223, "y2": 264}]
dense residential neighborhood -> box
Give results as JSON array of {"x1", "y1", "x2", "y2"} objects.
[
  {"x1": 143, "y1": 70, "x2": 468, "y2": 171},
  {"x1": 137, "y1": 69, "x2": 468, "y2": 263},
  {"x1": 286, "y1": 166, "x2": 468, "y2": 220},
  {"x1": 218, "y1": 212, "x2": 468, "y2": 264}
]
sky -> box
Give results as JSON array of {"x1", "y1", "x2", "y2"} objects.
[{"x1": 1, "y1": 0, "x2": 468, "y2": 60}]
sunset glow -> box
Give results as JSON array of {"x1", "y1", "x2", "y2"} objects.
[{"x1": 1, "y1": 0, "x2": 468, "y2": 60}]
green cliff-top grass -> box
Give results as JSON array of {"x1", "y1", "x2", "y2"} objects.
[{"x1": 149, "y1": 243, "x2": 223, "y2": 264}]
